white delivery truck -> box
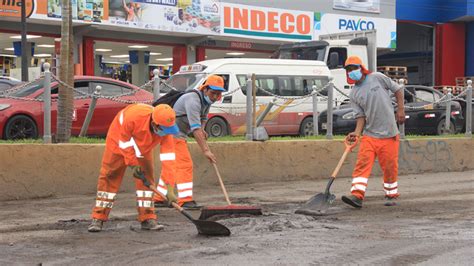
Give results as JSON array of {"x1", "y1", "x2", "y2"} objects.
[
  {"x1": 161, "y1": 59, "x2": 332, "y2": 137},
  {"x1": 274, "y1": 30, "x2": 378, "y2": 103}
]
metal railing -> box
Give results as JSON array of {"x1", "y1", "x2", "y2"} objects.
[{"x1": 1, "y1": 68, "x2": 472, "y2": 142}]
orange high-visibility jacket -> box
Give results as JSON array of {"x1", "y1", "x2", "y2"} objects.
[{"x1": 105, "y1": 104, "x2": 176, "y2": 185}]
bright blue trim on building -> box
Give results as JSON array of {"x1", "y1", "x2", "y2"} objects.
[
  {"x1": 396, "y1": 0, "x2": 470, "y2": 23},
  {"x1": 466, "y1": 22, "x2": 474, "y2": 76}
]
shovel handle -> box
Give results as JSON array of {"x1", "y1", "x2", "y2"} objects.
[
  {"x1": 212, "y1": 163, "x2": 232, "y2": 205},
  {"x1": 330, "y1": 138, "x2": 359, "y2": 178}
]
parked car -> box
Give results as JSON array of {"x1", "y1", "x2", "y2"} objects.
[
  {"x1": 317, "y1": 85, "x2": 464, "y2": 135},
  {"x1": 0, "y1": 76, "x2": 152, "y2": 140},
  {"x1": 0, "y1": 76, "x2": 22, "y2": 93},
  {"x1": 455, "y1": 95, "x2": 474, "y2": 132}
]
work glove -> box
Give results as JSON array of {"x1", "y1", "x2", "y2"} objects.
[
  {"x1": 166, "y1": 184, "x2": 178, "y2": 206},
  {"x1": 131, "y1": 165, "x2": 145, "y2": 179}
]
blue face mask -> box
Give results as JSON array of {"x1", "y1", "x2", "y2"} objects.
[
  {"x1": 204, "y1": 94, "x2": 214, "y2": 104},
  {"x1": 349, "y1": 69, "x2": 363, "y2": 81},
  {"x1": 152, "y1": 124, "x2": 167, "y2": 136}
]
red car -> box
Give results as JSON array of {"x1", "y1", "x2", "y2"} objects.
[{"x1": 0, "y1": 76, "x2": 153, "y2": 140}]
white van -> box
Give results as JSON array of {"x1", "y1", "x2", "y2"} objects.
[{"x1": 160, "y1": 58, "x2": 333, "y2": 137}]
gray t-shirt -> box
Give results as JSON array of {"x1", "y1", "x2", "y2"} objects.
[
  {"x1": 173, "y1": 89, "x2": 211, "y2": 139},
  {"x1": 349, "y1": 72, "x2": 401, "y2": 138}
]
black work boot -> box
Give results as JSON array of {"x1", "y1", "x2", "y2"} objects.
[
  {"x1": 341, "y1": 195, "x2": 363, "y2": 208},
  {"x1": 88, "y1": 219, "x2": 104, "y2": 232},
  {"x1": 141, "y1": 219, "x2": 164, "y2": 231},
  {"x1": 181, "y1": 200, "x2": 202, "y2": 210},
  {"x1": 384, "y1": 196, "x2": 398, "y2": 206}
]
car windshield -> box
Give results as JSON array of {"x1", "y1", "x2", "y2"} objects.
[
  {"x1": 7, "y1": 80, "x2": 44, "y2": 97},
  {"x1": 159, "y1": 73, "x2": 205, "y2": 93},
  {"x1": 276, "y1": 46, "x2": 326, "y2": 61}
]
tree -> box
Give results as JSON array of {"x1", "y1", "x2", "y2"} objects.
[{"x1": 57, "y1": 0, "x2": 74, "y2": 142}]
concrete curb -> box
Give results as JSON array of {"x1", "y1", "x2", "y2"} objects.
[{"x1": 0, "y1": 138, "x2": 472, "y2": 201}]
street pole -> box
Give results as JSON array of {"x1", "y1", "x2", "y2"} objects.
[{"x1": 21, "y1": 0, "x2": 28, "y2": 82}]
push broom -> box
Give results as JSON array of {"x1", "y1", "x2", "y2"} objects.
[{"x1": 198, "y1": 163, "x2": 263, "y2": 220}]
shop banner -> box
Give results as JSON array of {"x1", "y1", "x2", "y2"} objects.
[
  {"x1": 221, "y1": 3, "x2": 314, "y2": 42},
  {"x1": 30, "y1": 0, "x2": 108, "y2": 23},
  {"x1": 314, "y1": 12, "x2": 396, "y2": 48},
  {"x1": 0, "y1": 0, "x2": 35, "y2": 18},
  {"x1": 107, "y1": 0, "x2": 220, "y2": 35},
  {"x1": 333, "y1": 0, "x2": 380, "y2": 14}
]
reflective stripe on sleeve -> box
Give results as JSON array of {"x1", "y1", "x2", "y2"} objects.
[
  {"x1": 96, "y1": 200, "x2": 113, "y2": 208},
  {"x1": 160, "y1": 153, "x2": 176, "y2": 161},
  {"x1": 157, "y1": 185, "x2": 168, "y2": 196},
  {"x1": 136, "y1": 190, "x2": 154, "y2": 198},
  {"x1": 119, "y1": 111, "x2": 124, "y2": 125},
  {"x1": 158, "y1": 179, "x2": 165, "y2": 186},
  {"x1": 97, "y1": 191, "x2": 116, "y2": 200},
  {"x1": 119, "y1": 137, "x2": 143, "y2": 158},
  {"x1": 351, "y1": 184, "x2": 367, "y2": 192}
]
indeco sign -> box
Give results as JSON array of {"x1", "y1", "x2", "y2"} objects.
[{"x1": 221, "y1": 3, "x2": 313, "y2": 41}]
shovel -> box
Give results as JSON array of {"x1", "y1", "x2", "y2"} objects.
[
  {"x1": 134, "y1": 172, "x2": 231, "y2": 236},
  {"x1": 296, "y1": 138, "x2": 358, "y2": 216}
]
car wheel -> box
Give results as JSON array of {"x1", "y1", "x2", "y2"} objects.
[
  {"x1": 436, "y1": 119, "x2": 456, "y2": 135},
  {"x1": 205, "y1": 117, "x2": 229, "y2": 137},
  {"x1": 4, "y1": 115, "x2": 38, "y2": 140},
  {"x1": 299, "y1": 117, "x2": 313, "y2": 136}
]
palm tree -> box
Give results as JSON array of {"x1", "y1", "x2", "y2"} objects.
[{"x1": 57, "y1": 0, "x2": 74, "y2": 142}]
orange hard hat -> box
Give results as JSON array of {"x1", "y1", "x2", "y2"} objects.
[
  {"x1": 199, "y1": 75, "x2": 225, "y2": 91},
  {"x1": 344, "y1": 56, "x2": 371, "y2": 84},
  {"x1": 152, "y1": 104, "x2": 179, "y2": 135}
]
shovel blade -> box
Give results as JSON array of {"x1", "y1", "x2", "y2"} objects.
[
  {"x1": 193, "y1": 219, "x2": 231, "y2": 236},
  {"x1": 295, "y1": 192, "x2": 336, "y2": 216}
]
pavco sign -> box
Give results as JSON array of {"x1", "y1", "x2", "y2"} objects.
[{"x1": 221, "y1": 3, "x2": 313, "y2": 41}]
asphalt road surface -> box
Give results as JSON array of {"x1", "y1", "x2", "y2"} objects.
[{"x1": 0, "y1": 171, "x2": 473, "y2": 265}]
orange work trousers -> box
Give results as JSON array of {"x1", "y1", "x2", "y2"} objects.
[
  {"x1": 154, "y1": 138, "x2": 194, "y2": 205},
  {"x1": 91, "y1": 149, "x2": 156, "y2": 222},
  {"x1": 350, "y1": 135, "x2": 400, "y2": 200}
]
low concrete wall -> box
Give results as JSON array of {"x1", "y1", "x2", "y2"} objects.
[{"x1": 0, "y1": 138, "x2": 472, "y2": 201}]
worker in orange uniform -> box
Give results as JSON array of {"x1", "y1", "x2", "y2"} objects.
[
  {"x1": 342, "y1": 56, "x2": 406, "y2": 208},
  {"x1": 154, "y1": 75, "x2": 225, "y2": 209},
  {"x1": 88, "y1": 104, "x2": 179, "y2": 232}
]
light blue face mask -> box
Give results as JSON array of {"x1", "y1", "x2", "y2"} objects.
[
  {"x1": 349, "y1": 68, "x2": 363, "y2": 81},
  {"x1": 204, "y1": 94, "x2": 214, "y2": 104}
]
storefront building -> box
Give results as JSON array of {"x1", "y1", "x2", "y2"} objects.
[
  {"x1": 396, "y1": 0, "x2": 474, "y2": 86},
  {"x1": 1, "y1": 1, "x2": 469, "y2": 87}
]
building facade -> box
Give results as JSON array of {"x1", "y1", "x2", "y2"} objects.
[{"x1": 0, "y1": 0, "x2": 470, "y2": 87}]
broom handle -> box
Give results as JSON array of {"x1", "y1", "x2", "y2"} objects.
[
  {"x1": 212, "y1": 163, "x2": 232, "y2": 205},
  {"x1": 331, "y1": 139, "x2": 359, "y2": 178}
]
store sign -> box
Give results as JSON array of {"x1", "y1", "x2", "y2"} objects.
[
  {"x1": 339, "y1": 18, "x2": 375, "y2": 31},
  {"x1": 314, "y1": 13, "x2": 397, "y2": 48},
  {"x1": 0, "y1": 0, "x2": 34, "y2": 18},
  {"x1": 221, "y1": 3, "x2": 313, "y2": 41},
  {"x1": 333, "y1": 0, "x2": 381, "y2": 14},
  {"x1": 133, "y1": 0, "x2": 177, "y2": 6},
  {"x1": 107, "y1": 0, "x2": 220, "y2": 35},
  {"x1": 230, "y1": 41, "x2": 252, "y2": 49}
]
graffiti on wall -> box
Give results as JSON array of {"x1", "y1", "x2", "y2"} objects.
[{"x1": 399, "y1": 140, "x2": 453, "y2": 173}]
